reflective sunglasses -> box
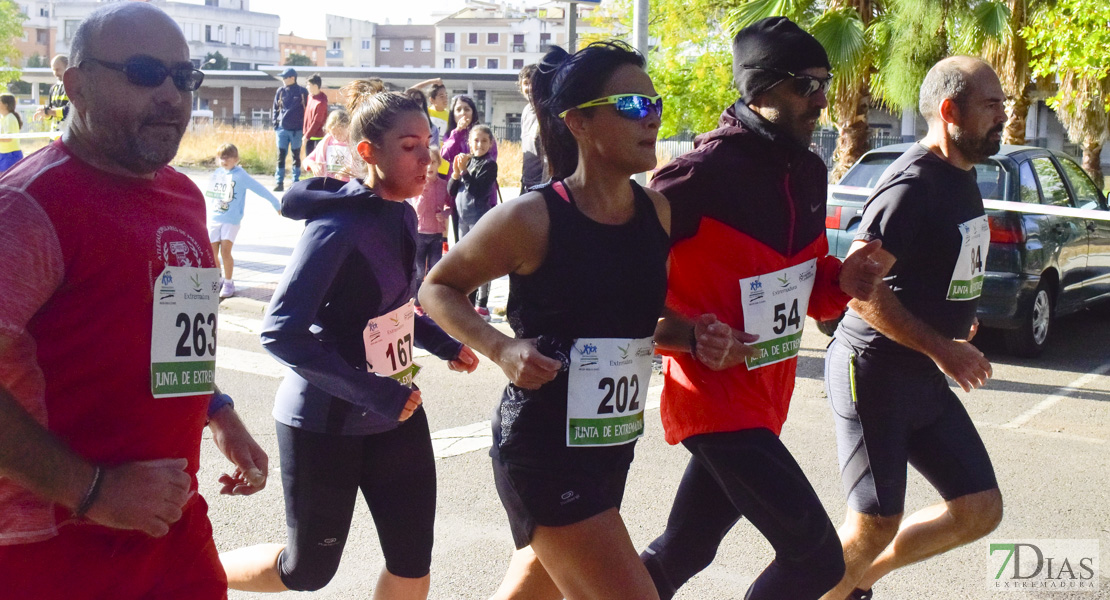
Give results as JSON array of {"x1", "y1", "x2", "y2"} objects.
[
  {"x1": 81, "y1": 56, "x2": 205, "y2": 92},
  {"x1": 740, "y1": 65, "x2": 833, "y2": 98},
  {"x1": 559, "y1": 94, "x2": 664, "y2": 120}
]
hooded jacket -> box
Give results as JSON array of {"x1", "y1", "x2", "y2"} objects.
[
  {"x1": 651, "y1": 102, "x2": 850, "y2": 444},
  {"x1": 263, "y1": 177, "x2": 462, "y2": 435}
]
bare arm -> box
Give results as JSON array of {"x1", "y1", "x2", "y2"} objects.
[
  {"x1": 419, "y1": 193, "x2": 562, "y2": 388},
  {"x1": 845, "y1": 240, "x2": 991, "y2": 391},
  {"x1": 406, "y1": 78, "x2": 444, "y2": 94}
]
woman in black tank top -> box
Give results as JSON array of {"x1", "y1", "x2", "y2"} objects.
[{"x1": 421, "y1": 42, "x2": 671, "y2": 599}]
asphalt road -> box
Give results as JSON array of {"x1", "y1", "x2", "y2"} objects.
[{"x1": 191, "y1": 171, "x2": 1110, "y2": 599}]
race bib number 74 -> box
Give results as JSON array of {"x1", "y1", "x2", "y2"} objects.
[{"x1": 151, "y1": 266, "x2": 219, "y2": 397}]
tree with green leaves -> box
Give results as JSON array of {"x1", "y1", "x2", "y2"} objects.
[
  {"x1": 202, "y1": 51, "x2": 228, "y2": 70},
  {"x1": 1023, "y1": 0, "x2": 1110, "y2": 185},
  {"x1": 284, "y1": 52, "x2": 314, "y2": 67},
  {"x1": 0, "y1": 0, "x2": 26, "y2": 89}
]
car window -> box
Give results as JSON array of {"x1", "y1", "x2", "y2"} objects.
[
  {"x1": 1018, "y1": 162, "x2": 1040, "y2": 204},
  {"x1": 974, "y1": 161, "x2": 1006, "y2": 200},
  {"x1": 838, "y1": 154, "x2": 898, "y2": 188},
  {"x1": 1056, "y1": 156, "x2": 1104, "y2": 210},
  {"x1": 1031, "y1": 157, "x2": 1074, "y2": 207}
]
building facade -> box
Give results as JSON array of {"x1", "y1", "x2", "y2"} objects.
[
  {"x1": 374, "y1": 24, "x2": 435, "y2": 68},
  {"x1": 279, "y1": 33, "x2": 326, "y2": 66}
]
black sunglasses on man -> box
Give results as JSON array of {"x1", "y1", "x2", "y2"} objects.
[{"x1": 80, "y1": 55, "x2": 205, "y2": 92}]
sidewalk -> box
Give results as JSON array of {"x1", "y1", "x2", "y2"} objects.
[{"x1": 181, "y1": 168, "x2": 511, "y2": 316}]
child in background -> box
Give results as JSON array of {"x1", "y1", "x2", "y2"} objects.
[
  {"x1": 207, "y1": 143, "x2": 282, "y2": 298},
  {"x1": 412, "y1": 148, "x2": 449, "y2": 316},
  {"x1": 0, "y1": 94, "x2": 24, "y2": 172},
  {"x1": 447, "y1": 124, "x2": 498, "y2": 320},
  {"x1": 304, "y1": 109, "x2": 352, "y2": 181}
]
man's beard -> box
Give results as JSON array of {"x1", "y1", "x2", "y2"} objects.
[{"x1": 952, "y1": 123, "x2": 1004, "y2": 163}]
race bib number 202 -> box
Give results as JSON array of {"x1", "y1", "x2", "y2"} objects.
[
  {"x1": 151, "y1": 266, "x2": 219, "y2": 398},
  {"x1": 566, "y1": 337, "x2": 654, "y2": 447}
]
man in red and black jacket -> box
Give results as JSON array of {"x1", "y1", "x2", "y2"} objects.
[{"x1": 642, "y1": 17, "x2": 883, "y2": 600}]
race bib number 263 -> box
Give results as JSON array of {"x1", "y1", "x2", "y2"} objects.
[{"x1": 151, "y1": 266, "x2": 219, "y2": 398}]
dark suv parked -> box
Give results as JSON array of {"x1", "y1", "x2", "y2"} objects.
[{"x1": 823, "y1": 143, "x2": 1110, "y2": 356}]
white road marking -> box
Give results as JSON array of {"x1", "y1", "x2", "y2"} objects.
[{"x1": 1001, "y1": 360, "x2": 1110, "y2": 430}]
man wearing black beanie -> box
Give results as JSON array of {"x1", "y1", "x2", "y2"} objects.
[{"x1": 641, "y1": 16, "x2": 883, "y2": 600}]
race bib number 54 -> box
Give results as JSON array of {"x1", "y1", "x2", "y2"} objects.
[
  {"x1": 566, "y1": 337, "x2": 654, "y2": 447},
  {"x1": 151, "y1": 266, "x2": 219, "y2": 397},
  {"x1": 948, "y1": 215, "x2": 990, "y2": 301},
  {"x1": 739, "y1": 259, "x2": 816, "y2": 370}
]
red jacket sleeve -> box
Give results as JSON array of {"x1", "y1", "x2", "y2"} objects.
[{"x1": 809, "y1": 254, "x2": 851, "y2": 321}]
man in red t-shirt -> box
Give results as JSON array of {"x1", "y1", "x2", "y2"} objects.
[
  {"x1": 0, "y1": 4, "x2": 267, "y2": 598},
  {"x1": 302, "y1": 72, "x2": 328, "y2": 157}
]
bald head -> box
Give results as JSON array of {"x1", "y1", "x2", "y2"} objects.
[
  {"x1": 63, "y1": 2, "x2": 193, "y2": 177},
  {"x1": 71, "y1": 2, "x2": 185, "y2": 68},
  {"x1": 919, "y1": 56, "x2": 996, "y2": 124}
]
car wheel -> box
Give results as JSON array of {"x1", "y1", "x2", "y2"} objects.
[
  {"x1": 1003, "y1": 281, "x2": 1053, "y2": 357},
  {"x1": 815, "y1": 314, "x2": 844, "y2": 337}
]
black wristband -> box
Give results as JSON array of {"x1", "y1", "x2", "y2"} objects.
[
  {"x1": 689, "y1": 326, "x2": 699, "y2": 360},
  {"x1": 74, "y1": 465, "x2": 104, "y2": 518}
]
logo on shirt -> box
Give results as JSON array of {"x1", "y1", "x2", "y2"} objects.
[
  {"x1": 748, "y1": 277, "x2": 765, "y2": 304},
  {"x1": 155, "y1": 226, "x2": 206, "y2": 268},
  {"x1": 575, "y1": 342, "x2": 599, "y2": 369}
]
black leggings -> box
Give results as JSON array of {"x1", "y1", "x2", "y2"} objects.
[
  {"x1": 641, "y1": 428, "x2": 844, "y2": 600},
  {"x1": 275, "y1": 409, "x2": 436, "y2": 591}
]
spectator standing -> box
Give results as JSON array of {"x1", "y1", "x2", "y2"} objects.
[
  {"x1": 272, "y1": 67, "x2": 309, "y2": 192},
  {"x1": 32, "y1": 55, "x2": 69, "y2": 131},
  {"x1": 518, "y1": 64, "x2": 547, "y2": 192},
  {"x1": 413, "y1": 147, "x2": 449, "y2": 314},
  {"x1": 302, "y1": 73, "x2": 328, "y2": 157},
  {"x1": 0, "y1": 94, "x2": 24, "y2": 172}
]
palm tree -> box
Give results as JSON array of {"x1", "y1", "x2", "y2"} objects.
[
  {"x1": 956, "y1": 0, "x2": 1035, "y2": 144},
  {"x1": 1052, "y1": 73, "x2": 1109, "y2": 185}
]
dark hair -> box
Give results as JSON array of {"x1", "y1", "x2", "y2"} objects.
[
  {"x1": 429, "y1": 83, "x2": 447, "y2": 103},
  {"x1": 404, "y1": 88, "x2": 436, "y2": 136},
  {"x1": 470, "y1": 123, "x2": 493, "y2": 140},
  {"x1": 445, "y1": 94, "x2": 479, "y2": 138},
  {"x1": 518, "y1": 63, "x2": 538, "y2": 86},
  {"x1": 0, "y1": 94, "x2": 21, "y2": 130},
  {"x1": 531, "y1": 40, "x2": 646, "y2": 181},
  {"x1": 919, "y1": 56, "x2": 987, "y2": 123},
  {"x1": 342, "y1": 79, "x2": 425, "y2": 148},
  {"x1": 307, "y1": 73, "x2": 322, "y2": 87}
]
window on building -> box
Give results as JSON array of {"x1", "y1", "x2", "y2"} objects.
[
  {"x1": 312, "y1": 51, "x2": 317, "y2": 61},
  {"x1": 404, "y1": 39, "x2": 414, "y2": 52},
  {"x1": 444, "y1": 58, "x2": 455, "y2": 68},
  {"x1": 364, "y1": 39, "x2": 373, "y2": 50},
  {"x1": 487, "y1": 58, "x2": 499, "y2": 69},
  {"x1": 39, "y1": 7, "x2": 47, "y2": 16},
  {"x1": 378, "y1": 39, "x2": 389, "y2": 51},
  {"x1": 512, "y1": 58, "x2": 524, "y2": 69},
  {"x1": 487, "y1": 32, "x2": 499, "y2": 44},
  {"x1": 444, "y1": 32, "x2": 455, "y2": 52},
  {"x1": 512, "y1": 33, "x2": 525, "y2": 52},
  {"x1": 234, "y1": 27, "x2": 241, "y2": 45},
  {"x1": 332, "y1": 40, "x2": 341, "y2": 50},
  {"x1": 285, "y1": 48, "x2": 290, "y2": 56},
  {"x1": 421, "y1": 39, "x2": 431, "y2": 52},
  {"x1": 540, "y1": 32, "x2": 551, "y2": 49},
  {"x1": 36, "y1": 29, "x2": 48, "y2": 44},
  {"x1": 468, "y1": 32, "x2": 478, "y2": 45},
  {"x1": 467, "y1": 58, "x2": 478, "y2": 69},
  {"x1": 64, "y1": 19, "x2": 80, "y2": 41}
]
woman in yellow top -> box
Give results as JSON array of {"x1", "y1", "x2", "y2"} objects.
[{"x1": 0, "y1": 94, "x2": 23, "y2": 172}]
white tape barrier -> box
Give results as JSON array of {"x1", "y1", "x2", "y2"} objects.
[{"x1": 2, "y1": 131, "x2": 62, "y2": 140}]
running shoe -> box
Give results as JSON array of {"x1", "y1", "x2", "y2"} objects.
[
  {"x1": 475, "y1": 306, "x2": 491, "y2": 321},
  {"x1": 272, "y1": 183, "x2": 284, "y2": 192},
  {"x1": 220, "y1": 280, "x2": 235, "y2": 299},
  {"x1": 849, "y1": 589, "x2": 873, "y2": 600}
]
